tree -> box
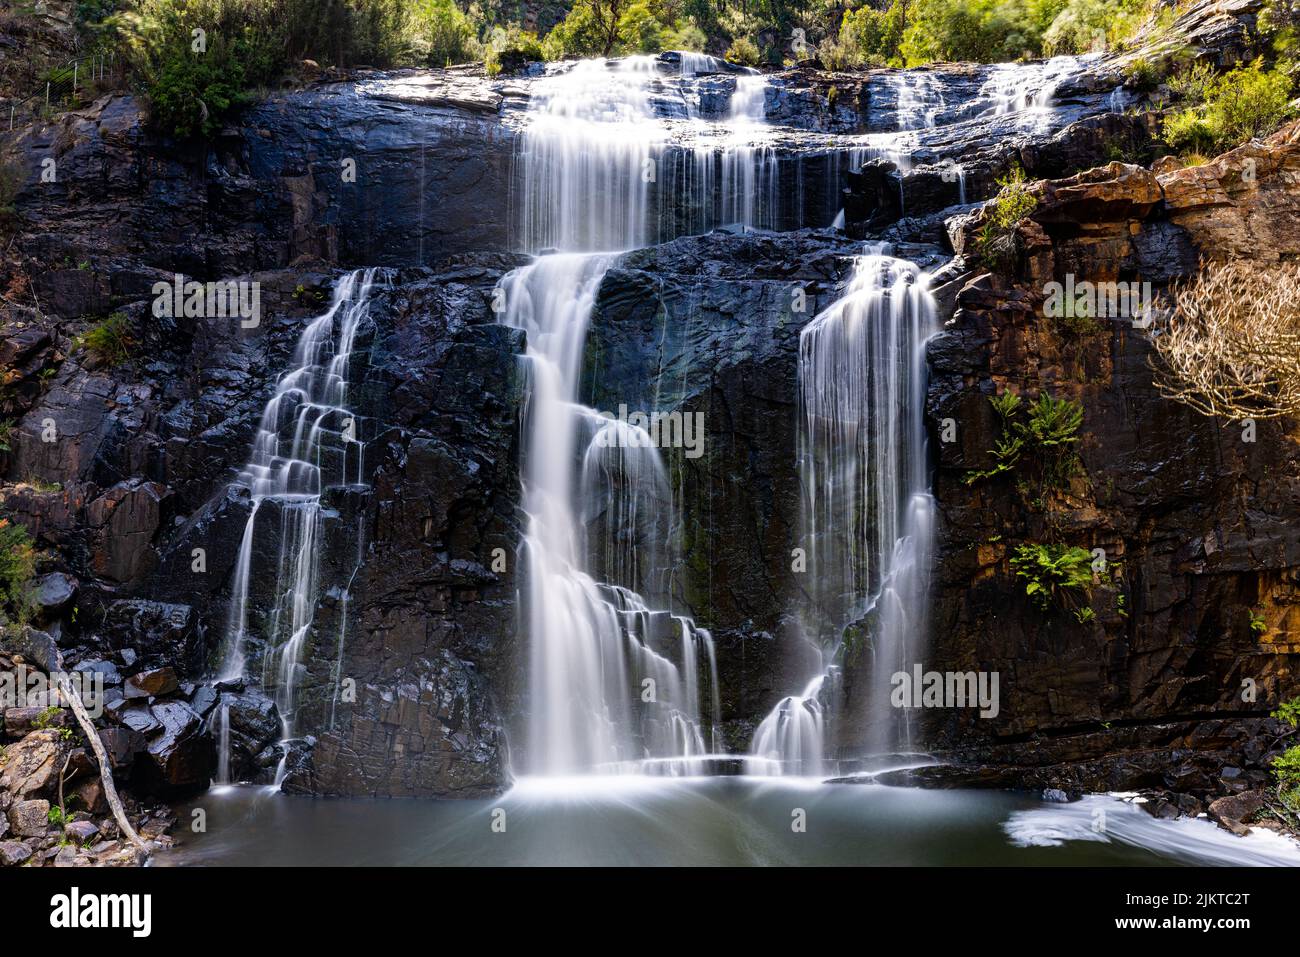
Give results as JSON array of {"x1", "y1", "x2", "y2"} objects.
[{"x1": 587, "y1": 0, "x2": 630, "y2": 56}]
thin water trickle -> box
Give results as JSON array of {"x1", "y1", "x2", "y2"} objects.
[{"x1": 215, "y1": 268, "x2": 380, "y2": 785}]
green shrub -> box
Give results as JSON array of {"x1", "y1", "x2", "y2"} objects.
[
  {"x1": 1168, "y1": 60, "x2": 1216, "y2": 103},
  {"x1": 1044, "y1": 0, "x2": 1147, "y2": 56},
  {"x1": 1267, "y1": 696, "x2": 1300, "y2": 832},
  {"x1": 836, "y1": 0, "x2": 907, "y2": 66},
  {"x1": 724, "y1": 36, "x2": 761, "y2": 66},
  {"x1": 660, "y1": 18, "x2": 707, "y2": 53},
  {"x1": 540, "y1": 0, "x2": 673, "y2": 59},
  {"x1": 1204, "y1": 60, "x2": 1293, "y2": 141},
  {"x1": 619, "y1": 0, "x2": 665, "y2": 53},
  {"x1": 1011, "y1": 543, "x2": 1095, "y2": 611},
  {"x1": 111, "y1": 0, "x2": 449, "y2": 137},
  {"x1": 1273, "y1": 697, "x2": 1300, "y2": 729},
  {"x1": 899, "y1": 0, "x2": 1022, "y2": 65},
  {"x1": 1163, "y1": 59, "x2": 1293, "y2": 157},
  {"x1": 0, "y1": 419, "x2": 13, "y2": 453},
  {"x1": 1163, "y1": 108, "x2": 1214, "y2": 153},
  {"x1": 75, "y1": 312, "x2": 135, "y2": 366},
  {"x1": 484, "y1": 24, "x2": 543, "y2": 75},
  {"x1": 0, "y1": 518, "x2": 36, "y2": 620},
  {"x1": 1260, "y1": 0, "x2": 1300, "y2": 58},
  {"x1": 1121, "y1": 56, "x2": 1164, "y2": 93},
  {"x1": 1275, "y1": 745, "x2": 1300, "y2": 787},
  {"x1": 542, "y1": 2, "x2": 606, "y2": 59},
  {"x1": 412, "y1": 0, "x2": 477, "y2": 67},
  {"x1": 976, "y1": 165, "x2": 1037, "y2": 269}
]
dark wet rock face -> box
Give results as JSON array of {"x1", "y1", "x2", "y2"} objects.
[
  {"x1": 2, "y1": 0, "x2": 1296, "y2": 806},
  {"x1": 887, "y1": 135, "x2": 1300, "y2": 797}
]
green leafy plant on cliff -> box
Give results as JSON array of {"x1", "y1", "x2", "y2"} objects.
[
  {"x1": 33, "y1": 706, "x2": 74, "y2": 741},
  {"x1": 1266, "y1": 699, "x2": 1300, "y2": 832},
  {"x1": 1022, "y1": 392, "x2": 1086, "y2": 490},
  {"x1": 74, "y1": 312, "x2": 136, "y2": 366},
  {"x1": 965, "y1": 391, "x2": 1025, "y2": 483},
  {"x1": 0, "y1": 419, "x2": 14, "y2": 453},
  {"x1": 0, "y1": 518, "x2": 36, "y2": 626},
  {"x1": 966, "y1": 391, "x2": 1085, "y2": 499},
  {"x1": 1011, "y1": 542, "x2": 1095, "y2": 613},
  {"x1": 976, "y1": 165, "x2": 1037, "y2": 270}
]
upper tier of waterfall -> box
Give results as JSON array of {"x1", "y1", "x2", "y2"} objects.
[{"x1": 505, "y1": 51, "x2": 1096, "y2": 252}]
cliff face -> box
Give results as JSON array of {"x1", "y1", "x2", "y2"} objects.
[
  {"x1": 1, "y1": 39, "x2": 1297, "y2": 803},
  {"x1": 879, "y1": 133, "x2": 1300, "y2": 800}
]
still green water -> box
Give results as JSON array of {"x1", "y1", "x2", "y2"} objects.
[{"x1": 159, "y1": 778, "x2": 1299, "y2": 867}]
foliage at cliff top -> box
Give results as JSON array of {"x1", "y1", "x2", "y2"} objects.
[
  {"x1": 50, "y1": 0, "x2": 1296, "y2": 142},
  {"x1": 1163, "y1": 58, "x2": 1294, "y2": 158}
]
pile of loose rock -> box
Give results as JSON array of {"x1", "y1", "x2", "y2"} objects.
[{"x1": 0, "y1": 646, "x2": 179, "y2": 867}]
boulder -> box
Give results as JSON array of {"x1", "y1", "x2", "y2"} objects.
[
  {"x1": 69, "y1": 777, "x2": 107, "y2": 815},
  {"x1": 123, "y1": 666, "x2": 180, "y2": 700},
  {"x1": 34, "y1": 572, "x2": 77, "y2": 613},
  {"x1": 0, "y1": 730, "x2": 65, "y2": 798},
  {"x1": 8, "y1": 799, "x2": 50, "y2": 837},
  {"x1": 1207, "y1": 790, "x2": 1266, "y2": 834},
  {"x1": 96, "y1": 727, "x2": 146, "y2": 773},
  {"x1": 0, "y1": 840, "x2": 32, "y2": 866},
  {"x1": 135, "y1": 700, "x2": 213, "y2": 795},
  {"x1": 63, "y1": 820, "x2": 99, "y2": 844},
  {"x1": 3, "y1": 706, "x2": 64, "y2": 737}
]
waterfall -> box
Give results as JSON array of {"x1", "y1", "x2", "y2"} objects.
[
  {"x1": 215, "y1": 268, "x2": 379, "y2": 784},
  {"x1": 517, "y1": 56, "x2": 783, "y2": 249},
  {"x1": 751, "y1": 253, "x2": 937, "y2": 774},
  {"x1": 505, "y1": 58, "x2": 735, "y2": 776},
  {"x1": 518, "y1": 57, "x2": 664, "y2": 253},
  {"x1": 980, "y1": 56, "x2": 1081, "y2": 121},
  {"x1": 889, "y1": 71, "x2": 946, "y2": 130}
]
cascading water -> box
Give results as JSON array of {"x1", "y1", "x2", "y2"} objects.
[
  {"x1": 717, "y1": 71, "x2": 779, "y2": 230},
  {"x1": 517, "y1": 58, "x2": 663, "y2": 253},
  {"x1": 889, "y1": 71, "x2": 946, "y2": 130},
  {"x1": 751, "y1": 253, "x2": 938, "y2": 775},
  {"x1": 215, "y1": 268, "x2": 379, "y2": 784},
  {"x1": 517, "y1": 56, "x2": 784, "y2": 250},
  {"x1": 980, "y1": 56, "x2": 1081, "y2": 123},
  {"x1": 506, "y1": 57, "x2": 745, "y2": 776}
]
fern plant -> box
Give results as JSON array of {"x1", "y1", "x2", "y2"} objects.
[
  {"x1": 966, "y1": 391, "x2": 1085, "y2": 497},
  {"x1": 1010, "y1": 543, "x2": 1094, "y2": 612}
]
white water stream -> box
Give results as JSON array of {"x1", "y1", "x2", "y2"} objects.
[
  {"x1": 505, "y1": 57, "x2": 784, "y2": 775},
  {"x1": 215, "y1": 268, "x2": 379, "y2": 784},
  {"x1": 752, "y1": 253, "x2": 938, "y2": 773}
]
